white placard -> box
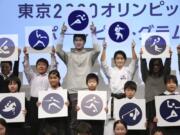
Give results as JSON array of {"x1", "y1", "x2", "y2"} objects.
[
  {"x1": 77, "y1": 90, "x2": 107, "y2": 120},
  {"x1": 65, "y1": 8, "x2": 92, "y2": 35},
  {"x1": 25, "y1": 26, "x2": 53, "y2": 53},
  {"x1": 155, "y1": 95, "x2": 180, "y2": 127},
  {"x1": 0, "y1": 92, "x2": 25, "y2": 123},
  {"x1": 0, "y1": 34, "x2": 18, "y2": 61},
  {"x1": 141, "y1": 32, "x2": 170, "y2": 58},
  {"x1": 38, "y1": 90, "x2": 68, "y2": 119},
  {"x1": 105, "y1": 20, "x2": 130, "y2": 45},
  {"x1": 114, "y1": 98, "x2": 146, "y2": 130}
]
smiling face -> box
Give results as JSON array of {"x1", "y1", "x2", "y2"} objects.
[
  {"x1": 36, "y1": 61, "x2": 48, "y2": 74},
  {"x1": 166, "y1": 79, "x2": 177, "y2": 93},
  {"x1": 8, "y1": 81, "x2": 18, "y2": 93},
  {"x1": 48, "y1": 73, "x2": 60, "y2": 89},
  {"x1": 114, "y1": 123, "x2": 127, "y2": 135},
  {"x1": 74, "y1": 37, "x2": 85, "y2": 51},
  {"x1": 1, "y1": 62, "x2": 11, "y2": 76},
  {"x1": 114, "y1": 54, "x2": 126, "y2": 69}
]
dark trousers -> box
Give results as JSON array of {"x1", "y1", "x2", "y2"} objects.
[
  {"x1": 68, "y1": 93, "x2": 78, "y2": 135},
  {"x1": 29, "y1": 97, "x2": 41, "y2": 135}
]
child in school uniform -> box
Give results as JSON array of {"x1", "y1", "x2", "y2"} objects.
[
  {"x1": 37, "y1": 70, "x2": 69, "y2": 135},
  {"x1": 76, "y1": 73, "x2": 107, "y2": 135},
  {"x1": 0, "y1": 49, "x2": 21, "y2": 93},
  {"x1": 56, "y1": 23, "x2": 100, "y2": 135},
  {"x1": 113, "y1": 120, "x2": 128, "y2": 135},
  {"x1": 6, "y1": 76, "x2": 27, "y2": 135},
  {"x1": 101, "y1": 40, "x2": 138, "y2": 120},
  {"x1": 150, "y1": 75, "x2": 180, "y2": 135},
  {"x1": 122, "y1": 81, "x2": 145, "y2": 135},
  {"x1": 23, "y1": 47, "x2": 57, "y2": 135}
]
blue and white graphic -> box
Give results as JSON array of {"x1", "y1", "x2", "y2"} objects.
[
  {"x1": 68, "y1": 10, "x2": 89, "y2": 31},
  {"x1": 141, "y1": 33, "x2": 170, "y2": 58},
  {"x1": 0, "y1": 38, "x2": 15, "y2": 57},
  {"x1": 155, "y1": 95, "x2": 180, "y2": 127},
  {"x1": 0, "y1": 93, "x2": 25, "y2": 123},
  {"x1": 0, "y1": 96, "x2": 21, "y2": 119},
  {"x1": 0, "y1": 35, "x2": 18, "y2": 61},
  {"x1": 108, "y1": 21, "x2": 130, "y2": 43},
  {"x1": 25, "y1": 26, "x2": 53, "y2": 53},
  {"x1": 145, "y1": 35, "x2": 166, "y2": 55},
  {"x1": 160, "y1": 99, "x2": 180, "y2": 122},
  {"x1": 78, "y1": 91, "x2": 107, "y2": 120},
  {"x1": 81, "y1": 94, "x2": 103, "y2": 116},
  {"x1": 119, "y1": 103, "x2": 142, "y2": 126},
  {"x1": 42, "y1": 93, "x2": 64, "y2": 114},
  {"x1": 28, "y1": 29, "x2": 49, "y2": 50},
  {"x1": 38, "y1": 90, "x2": 68, "y2": 119},
  {"x1": 114, "y1": 99, "x2": 146, "y2": 129}
]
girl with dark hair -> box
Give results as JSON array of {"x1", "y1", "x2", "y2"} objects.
[
  {"x1": 37, "y1": 70, "x2": 69, "y2": 135},
  {"x1": 140, "y1": 49, "x2": 172, "y2": 134}
]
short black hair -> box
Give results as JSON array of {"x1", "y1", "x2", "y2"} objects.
[
  {"x1": 1, "y1": 61, "x2": 13, "y2": 70},
  {"x1": 113, "y1": 50, "x2": 127, "y2": 60},
  {"x1": 7, "y1": 76, "x2": 21, "y2": 92},
  {"x1": 86, "y1": 73, "x2": 99, "y2": 85},
  {"x1": 113, "y1": 120, "x2": 127, "y2": 131},
  {"x1": 151, "y1": 128, "x2": 165, "y2": 135},
  {"x1": 124, "y1": 81, "x2": 137, "y2": 91},
  {"x1": 76, "y1": 122, "x2": 92, "y2": 134},
  {"x1": 48, "y1": 69, "x2": 61, "y2": 86},
  {"x1": 164, "y1": 75, "x2": 178, "y2": 86},
  {"x1": 40, "y1": 125, "x2": 58, "y2": 135},
  {"x1": 36, "y1": 58, "x2": 49, "y2": 67},
  {"x1": 73, "y1": 34, "x2": 86, "y2": 43}
]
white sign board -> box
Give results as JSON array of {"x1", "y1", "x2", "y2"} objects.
[
  {"x1": 38, "y1": 90, "x2": 68, "y2": 119},
  {"x1": 114, "y1": 98, "x2": 146, "y2": 130},
  {"x1": 25, "y1": 26, "x2": 53, "y2": 53},
  {"x1": 65, "y1": 8, "x2": 92, "y2": 35},
  {"x1": 0, "y1": 92, "x2": 25, "y2": 123},
  {"x1": 155, "y1": 95, "x2": 180, "y2": 127},
  {"x1": 77, "y1": 90, "x2": 107, "y2": 120},
  {"x1": 0, "y1": 34, "x2": 18, "y2": 61},
  {"x1": 141, "y1": 33, "x2": 170, "y2": 58}
]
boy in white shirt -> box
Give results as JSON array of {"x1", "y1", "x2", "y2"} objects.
[{"x1": 23, "y1": 47, "x2": 57, "y2": 135}]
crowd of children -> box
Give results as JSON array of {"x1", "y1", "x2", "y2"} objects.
[{"x1": 0, "y1": 23, "x2": 180, "y2": 135}]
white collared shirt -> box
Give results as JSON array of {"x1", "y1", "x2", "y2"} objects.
[
  {"x1": 47, "y1": 87, "x2": 64, "y2": 91},
  {"x1": 101, "y1": 59, "x2": 137, "y2": 94},
  {"x1": 163, "y1": 90, "x2": 179, "y2": 95},
  {"x1": 23, "y1": 54, "x2": 57, "y2": 97}
]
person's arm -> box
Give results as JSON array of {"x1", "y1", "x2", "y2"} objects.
[
  {"x1": 140, "y1": 48, "x2": 148, "y2": 82},
  {"x1": 128, "y1": 40, "x2": 138, "y2": 77},
  {"x1": 90, "y1": 23, "x2": 100, "y2": 65},
  {"x1": 163, "y1": 49, "x2": 172, "y2": 76},
  {"x1": 23, "y1": 47, "x2": 35, "y2": 83},
  {"x1": 177, "y1": 45, "x2": 180, "y2": 72},
  {"x1": 50, "y1": 47, "x2": 58, "y2": 71},
  {"x1": 12, "y1": 48, "x2": 21, "y2": 76},
  {"x1": 55, "y1": 23, "x2": 68, "y2": 65},
  {"x1": 100, "y1": 40, "x2": 111, "y2": 78}
]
